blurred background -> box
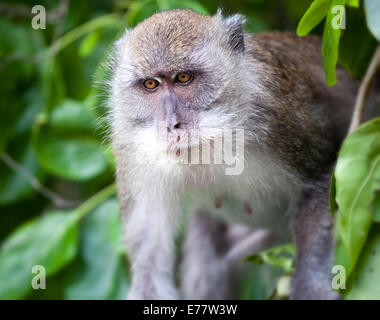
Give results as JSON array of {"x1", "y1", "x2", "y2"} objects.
[{"x1": 0, "y1": 0, "x2": 378, "y2": 300}]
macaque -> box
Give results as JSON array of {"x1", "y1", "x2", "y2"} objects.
[{"x1": 108, "y1": 9, "x2": 358, "y2": 299}]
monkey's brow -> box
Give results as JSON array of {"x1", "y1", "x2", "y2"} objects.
[
  {"x1": 133, "y1": 68, "x2": 174, "y2": 79},
  {"x1": 134, "y1": 67, "x2": 204, "y2": 82}
]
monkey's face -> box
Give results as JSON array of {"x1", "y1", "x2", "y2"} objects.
[{"x1": 111, "y1": 10, "x2": 248, "y2": 161}]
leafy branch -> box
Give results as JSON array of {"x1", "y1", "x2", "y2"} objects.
[{"x1": 296, "y1": 0, "x2": 379, "y2": 86}]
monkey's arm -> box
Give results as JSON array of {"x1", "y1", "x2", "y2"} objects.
[
  {"x1": 291, "y1": 171, "x2": 339, "y2": 300},
  {"x1": 124, "y1": 196, "x2": 179, "y2": 299},
  {"x1": 181, "y1": 210, "x2": 284, "y2": 299}
]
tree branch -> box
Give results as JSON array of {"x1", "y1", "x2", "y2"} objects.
[
  {"x1": 0, "y1": 152, "x2": 76, "y2": 208},
  {"x1": 348, "y1": 45, "x2": 380, "y2": 133}
]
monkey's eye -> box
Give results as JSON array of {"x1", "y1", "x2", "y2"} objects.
[
  {"x1": 142, "y1": 79, "x2": 159, "y2": 90},
  {"x1": 175, "y1": 72, "x2": 192, "y2": 84}
]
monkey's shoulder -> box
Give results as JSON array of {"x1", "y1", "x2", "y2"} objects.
[
  {"x1": 244, "y1": 32, "x2": 357, "y2": 179},
  {"x1": 246, "y1": 31, "x2": 322, "y2": 66},
  {"x1": 245, "y1": 31, "x2": 357, "y2": 98}
]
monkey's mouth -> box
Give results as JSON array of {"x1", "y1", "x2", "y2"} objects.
[
  {"x1": 156, "y1": 126, "x2": 228, "y2": 163},
  {"x1": 165, "y1": 130, "x2": 199, "y2": 150},
  {"x1": 157, "y1": 128, "x2": 202, "y2": 159}
]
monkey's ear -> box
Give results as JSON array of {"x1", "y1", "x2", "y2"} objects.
[{"x1": 215, "y1": 9, "x2": 246, "y2": 54}]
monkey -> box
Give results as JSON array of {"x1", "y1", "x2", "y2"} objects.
[{"x1": 108, "y1": 9, "x2": 358, "y2": 300}]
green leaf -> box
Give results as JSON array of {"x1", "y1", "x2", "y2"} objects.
[
  {"x1": 125, "y1": 0, "x2": 159, "y2": 27},
  {"x1": 36, "y1": 135, "x2": 109, "y2": 182},
  {"x1": 238, "y1": 263, "x2": 285, "y2": 300},
  {"x1": 79, "y1": 31, "x2": 100, "y2": 57},
  {"x1": 334, "y1": 236, "x2": 353, "y2": 280},
  {"x1": 364, "y1": 0, "x2": 380, "y2": 41},
  {"x1": 0, "y1": 211, "x2": 79, "y2": 299},
  {"x1": 64, "y1": 199, "x2": 129, "y2": 299},
  {"x1": 345, "y1": 225, "x2": 380, "y2": 299},
  {"x1": 167, "y1": 0, "x2": 209, "y2": 15},
  {"x1": 346, "y1": 0, "x2": 360, "y2": 7},
  {"x1": 0, "y1": 136, "x2": 43, "y2": 206},
  {"x1": 335, "y1": 118, "x2": 380, "y2": 271},
  {"x1": 246, "y1": 244, "x2": 294, "y2": 273},
  {"x1": 49, "y1": 99, "x2": 98, "y2": 134},
  {"x1": 0, "y1": 19, "x2": 41, "y2": 153},
  {"x1": 373, "y1": 192, "x2": 380, "y2": 223},
  {"x1": 34, "y1": 99, "x2": 109, "y2": 181},
  {"x1": 0, "y1": 88, "x2": 44, "y2": 206},
  {"x1": 297, "y1": 0, "x2": 331, "y2": 36},
  {"x1": 338, "y1": 6, "x2": 377, "y2": 78},
  {"x1": 41, "y1": 58, "x2": 66, "y2": 113},
  {"x1": 322, "y1": 0, "x2": 345, "y2": 86},
  {"x1": 14, "y1": 88, "x2": 44, "y2": 137}
]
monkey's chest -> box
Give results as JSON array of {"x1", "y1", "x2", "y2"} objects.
[{"x1": 183, "y1": 191, "x2": 292, "y2": 237}]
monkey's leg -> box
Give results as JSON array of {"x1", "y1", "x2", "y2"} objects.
[
  {"x1": 291, "y1": 175, "x2": 340, "y2": 300},
  {"x1": 180, "y1": 209, "x2": 277, "y2": 300},
  {"x1": 123, "y1": 198, "x2": 179, "y2": 300}
]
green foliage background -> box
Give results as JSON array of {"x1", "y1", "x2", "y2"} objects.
[{"x1": 0, "y1": 0, "x2": 378, "y2": 300}]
